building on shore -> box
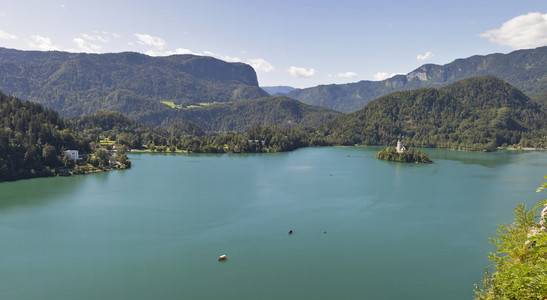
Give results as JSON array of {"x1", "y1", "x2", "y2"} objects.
[{"x1": 396, "y1": 140, "x2": 406, "y2": 153}]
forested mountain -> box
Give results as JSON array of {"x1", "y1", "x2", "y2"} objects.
[
  {"x1": 0, "y1": 47, "x2": 268, "y2": 118},
  {"x1": 261, "y1": 86, "x2": 296, "y2": 95},
  {"x1": 137, "y1": 96, "x2": 342, "y2": 132},
  {"x1": 287, "y1": 46, "x2": 547, "y2": 112},
  {"x1": 0, "y1": 92, "x2": 90, "y2": 182},
  {"x1": 323, "y1": 76, "x2": 547, "y2": 151}
]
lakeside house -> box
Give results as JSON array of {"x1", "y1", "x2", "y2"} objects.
[
  {"x1": 63, "y1": 150, "x2": 79, "y2": 160},
  {"x1": 248, "y1": 140, "x2": 266, "y2": 147}
]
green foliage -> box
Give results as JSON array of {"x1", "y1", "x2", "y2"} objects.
[
  {"x1": 376, "y1": 147, "x2": 432, "y2": 163},
  {"x1": 534, "y1": 175, "x2": 547, "y2": 215},
  {"x1": 0, "y1": 92, "x2": 90, "y2": 182},
  {"x1": 288, "y1": 46, "x2": 547, "y2": 112},
  {"x1": 0, "y1": 47, "x2": 268, "y2": 122},
  {"x1": 137, "y1": 96, "x2": 341, "y2": 132},
  {"x1": 324, "y1": 76, "x2": 547, "y2": 151},
  {"x1": 474, "y1": 179, "x2": 547, "y2": 299}
]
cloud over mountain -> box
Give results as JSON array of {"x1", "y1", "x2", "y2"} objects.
[
  {"x1": 248, "y1": 58, "x2": 274, "y2": 73},
  {"x1": 134, "y1": 33, "x2": 166, "y2": 49},
  {"x1": 330, "y1": 72, "x2": 358, "y2": 78},
  {"x1": 480, "y1": 12, "x2": 547, "y2": 49},
  {"x1": 417, "y1": 51, "x2": 434, "y2": 62},
  {"x1": 289, "y1": 66, "x2": 316, "y2": 78},
  {"x1": 0, "y1": 28, "x2": 17, "y2": 40}
]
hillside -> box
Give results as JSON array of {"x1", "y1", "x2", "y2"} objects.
[
  {"x1": 323, "y1": 76, "x2": 547, "y2": 151},
  {"x1": 261, "y1": 86, "x2": 296, "y2": 95},
  {"x1": 0, "y1": 92, "x2": 90, "y2": 182},
  {"x1": 287, "y1": 46, "x2": 547, "y2": 112},
  {"x1": 0, "y1": 47, "x2": 268, "y2": 118},
  {"x1": 137, "y1": 96, "x2": 342, "y2": 132}
]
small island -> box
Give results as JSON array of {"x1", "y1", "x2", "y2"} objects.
[{"x1": 376, "y1": 140, "x2": 433, "y2": 164}]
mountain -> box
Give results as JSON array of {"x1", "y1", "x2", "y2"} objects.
[
  {"x1": 323, "y1": 76, "x2": 547, "y2": 151},
  {"x1": 137, "y1": 96, "x2": 342, "y2": 132},
  {"x1": 261, "y1": 86, "x2": 296, "y2": 95},
  {"x1": 287, "y1": 46, "x2": 547, "y2": 112},
  {"x1": 0, "y1": 92, "x2": 91, "y2": 182},
  {"x1": 0, "y1": 47, "x2": 269, "y2": 118}
]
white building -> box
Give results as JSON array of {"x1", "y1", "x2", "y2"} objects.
[
  {"x1": 396, "y1": 140, "x2": 406, "y2": 153},
  {"x1": 64, "y1": 150, "x2": 79, "y2": 160}
]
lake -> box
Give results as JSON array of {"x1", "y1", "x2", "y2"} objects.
[{"x1": 1, "y1": 147, "x2": 546, "y2": 299}]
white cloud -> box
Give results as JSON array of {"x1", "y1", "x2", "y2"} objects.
[
  {"x1": 81, "y1": 33, "x2": 110, "y2": 43},
  {"x1": 27, "y1": 35, "x2": 59, "y2": 51},
  {"x1": 0, "y1": 28, "x2": 17, "y2": 40},
  {"x1": 289, "y1": 66, "x2": 316, "y2": 78},
  {"x1": 373, "y1": 72, "x2": 401, "y2": 81},
  {"x1": 134, "y1": 33, "x2": 166, "y2": 49},
  {"x1": 144, "y1": 48, "x2": 203, "y2": 57},
  {"x1": 247, "y1": 58, "x2": 274, "y2": 72},
  {"x1": 417, "y1": 51, "x2": 434, "y2": 62},
  {"x1": 480, "y1": 12, "x2": 547, "y2": 49},
  {"x1": 72, "y1": 31, "x2": 120, "y2": 53},
  {"x1": 331, "y1": 71, "x2": 358, "y2": 78},
  {"x1": 73, "y1": 38, "x2": 101, "y2": 53},
  {"x1": 221, "y1": 55, "x2": 242, "y2": 62},
  {"x1": 0, "y1": 11, "x2": 6, "y2": 17}
]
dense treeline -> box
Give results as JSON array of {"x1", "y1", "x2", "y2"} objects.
[
  {"x1": 323, "y1": 76, "x2": 547, "y2": 151},
  {"x1": 138, "y1": 97, "x2": 341, "y2": 131},
  {"x1": 73, "y1": 110, "x2": 329, "y2": 153},
  {"x1": 376, "y1": 147, "x2": 432, "y2": 163},
  {"x1": 172, "y1": 125, "x2": 329, "y2": 153},
  {"x1": 0, "y1": 92, "x2": 90, "y2": 181}
]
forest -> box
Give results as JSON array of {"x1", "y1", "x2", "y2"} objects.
[
  {"x1": 323, "y1": 76, "x2": 547, "y2": 151},
  {"x1": 1, "y1": 75, "x2": 546, "y2": 181}
]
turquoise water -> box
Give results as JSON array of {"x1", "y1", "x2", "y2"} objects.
[{"x1": 0, "y1": 147, "x2": 546, "y2": 299}]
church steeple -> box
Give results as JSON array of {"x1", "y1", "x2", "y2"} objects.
[{"x1": 396, "y1": 139, "x2": 406, "y2": 153}]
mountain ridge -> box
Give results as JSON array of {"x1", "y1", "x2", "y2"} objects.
[
  {"x1": 286, "y1": 46, "x2": 547, "y2": 112},
  {"x1": 323, "y1": 76, "x2": 546, "y2": 150},
  {"x1": 0, "y1": 47, "x2": 269, "y2": 118}
]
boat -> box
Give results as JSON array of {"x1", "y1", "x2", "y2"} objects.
[{"x1": 218, "y1": 254, "x2": 227, "y2": 261}]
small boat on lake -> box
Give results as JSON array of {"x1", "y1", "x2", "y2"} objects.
[{"x1": 218, "y1": 254, "x2": 227, "y2": 261}]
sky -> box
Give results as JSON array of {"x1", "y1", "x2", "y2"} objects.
[{"x1": 0, "y1": 0, "x2": 546, "y2": 88}]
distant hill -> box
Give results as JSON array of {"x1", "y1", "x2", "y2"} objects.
[
  {"x1": 261, "y1": 86, "x2": 296, "y2": 95},
  {"x1": 138, "y1": 96, "x2": 342, "y2": 132},
  {"x1": 288, "y1": 46, "x2": 547, "y2": 112},
  {"x1": 323, "y1": 76, "x2": 547, "y2": 151},
  {"x1": 0, "y1": 47, "x2": 269, "y2": 118}
]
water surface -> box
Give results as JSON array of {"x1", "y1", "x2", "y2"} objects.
[{"x1": 1, "y1": 147, "x2": 545, "y2": 299}]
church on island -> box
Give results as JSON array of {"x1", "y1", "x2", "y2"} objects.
[{"x1": 396, "y1": 140, "x2": 406, "y2": 153}]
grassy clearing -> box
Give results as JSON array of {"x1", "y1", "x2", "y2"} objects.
[
  {"x1": 160, "y1": 101, "x2": 223, "y2": 110},
  {"x1": 160, "y1": 101, "x2": 183, "y2": 109},
  {"x1": 99, "y1": 139, "x2": 115, "y2": 146}
]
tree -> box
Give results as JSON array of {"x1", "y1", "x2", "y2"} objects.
[
  {"x1": 62, "y1": 154, "x2": 75, "y2": 169},
  {"x1": 474, "y1": 176, "x2": 547, "y2": 299},
  {"x1": 93, "y1": 149, "x2": 110, "y2": 167},
  {"x1": 42, "y1": 145, "x2": 58, "y2": 166}
]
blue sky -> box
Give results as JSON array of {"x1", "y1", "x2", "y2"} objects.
[{"x1": 0, "y1": 0, "x2": 546, "y2": 88}]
